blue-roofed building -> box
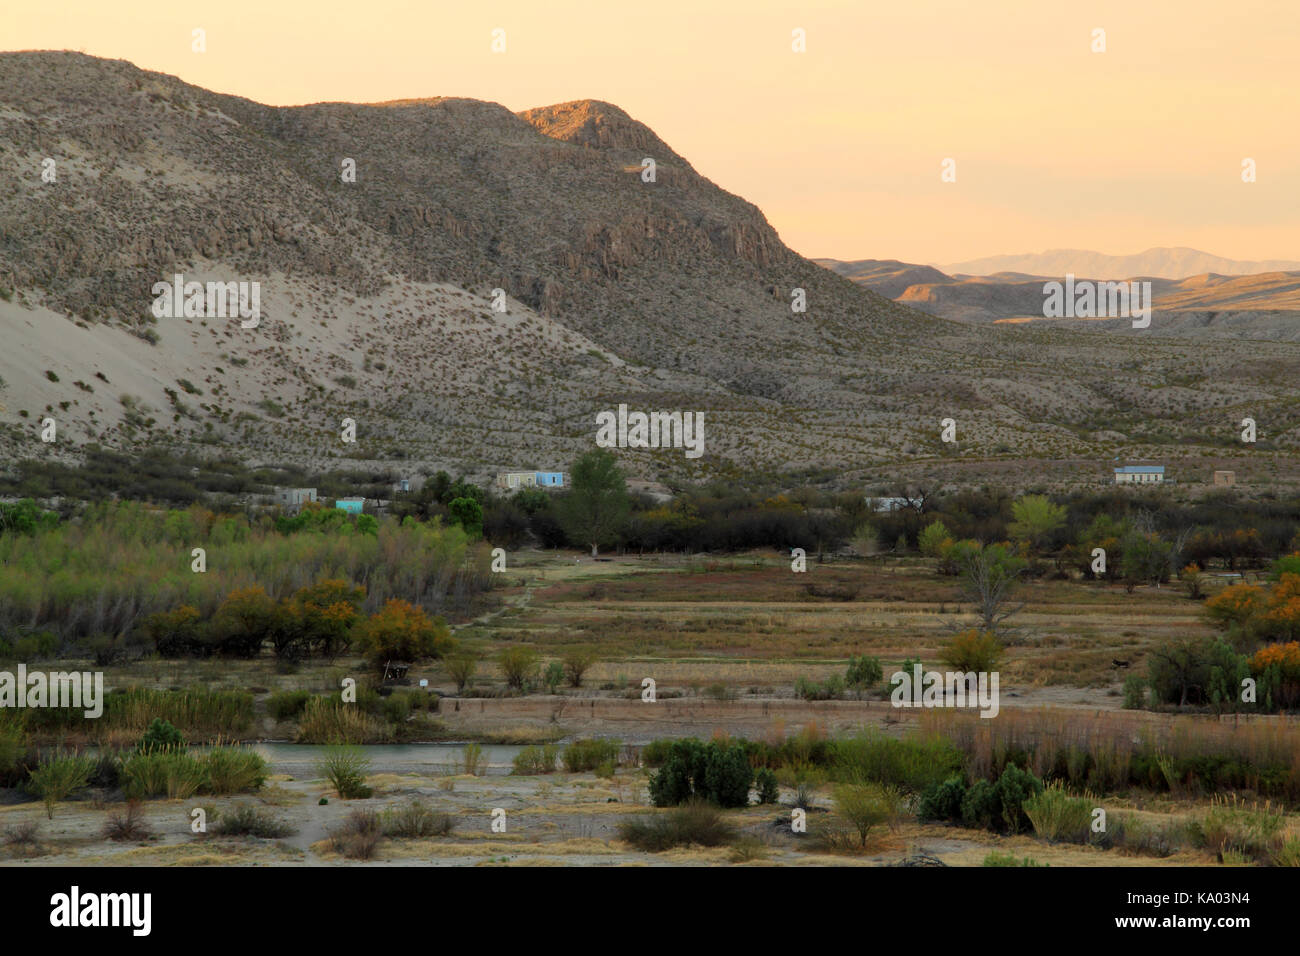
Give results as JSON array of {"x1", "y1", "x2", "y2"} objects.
[
  {"x1": 335, "y1": 497, "x2": 366, "y2": 514},
  {"x1": 1114, "y1": 465, "x2": 1164, "y2": 485}
]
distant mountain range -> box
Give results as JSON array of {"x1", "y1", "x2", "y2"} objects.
[
  {"x1": 935, "y1": 247, "x2": 1300, "y2": 280},
  {"x1": 818, "y1": 257, "x2": 1300, "y2": 327}
]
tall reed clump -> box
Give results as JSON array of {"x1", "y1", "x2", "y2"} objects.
[
  {"x1": 828, "y1": 732, "x2": 964, "y2": 793},
  {"x1": 295, "y1": 697, "x2": 387, "y2": 744},
  {"x1": 1190, "y1": 794, "x2": 1286, "y2": 863},
  {"x1": 103, "y1": 688, "x2": 255, "y2": 740},
  {"x1": 201, "y1": 746, "x2": 268, "y2": 795},
  {"x1": 1023, "y1": 781, "x2": 1097, "y2": 844},
  {"x1": 27, "y1": 752, "x2": 95, "y2": 818},
  {"x1": 119, "y1": 748, "x2": 208, "y2": 800}
]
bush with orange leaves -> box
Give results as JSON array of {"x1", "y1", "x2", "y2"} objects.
[
  {"x1": 1205, "y1": 582, "x2": 1266, "y2": 635},
  {"x1": 1250, "y1": 641, "x2": 1300, "y2": 709},
  {"x1": 1263, "y1": 574, "x2": 1300, "y2": 642},
  {"x1": 938, "y1": 629, "x2": 1002, "y2": 673},
  {"x1": 353, "y1": 598, "x2": 455, "y2": 672}
]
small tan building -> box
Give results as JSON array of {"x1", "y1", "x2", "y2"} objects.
[{"x1": 1213, "y1": 470, "x2": 1235, "y2": 487}]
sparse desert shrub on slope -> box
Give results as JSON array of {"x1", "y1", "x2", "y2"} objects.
[
  {"x1": 381, "y1": 799, "x2": 454, "y2": 838},
  {"x1": 618, "y1": 799, "x2": 735, "y2": 852},
  {"x1": 213, "y1": 804, "x2": 294, "y2": 838},
  {"x1": 330, "y1": 808, "x2": 382, "y2": 859},
  {"x1": 103, "y1": 802, "x2": 153, "y2": 841}
]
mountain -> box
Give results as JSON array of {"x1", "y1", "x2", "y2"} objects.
[
  {"x1": 821, "y1": 258, "x2": 1300, "y2": 329},
  {"x1": 4, "y1": 52, "x2": 1300, "y2": 490},
  {"x1": 938, "y1": 248, "x2": 1300, "y2": 280}
]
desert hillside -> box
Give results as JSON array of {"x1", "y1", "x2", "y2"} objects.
[{"x1": 5, "y1": 52, "x2": 1300, "y2": 487}]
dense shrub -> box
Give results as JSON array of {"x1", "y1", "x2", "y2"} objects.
[
  {"x1": 918, "y1": 774, "x2": 968, "y2": 821},
  {"x1": 562, "y1": 738, "x2": 620, "y2": 773},
  {"x1": 954, "y1": 765, "x2": 1044, "y2": 833},
  {"x1": 268, "y1": 690, "x2": 315, "y2": 721},
  {"x1": 648, "y1": 739, "x2": 753, "y2": 808},
  {"x1": 138, "y1": 718, "x2": 184, "y2": 753}
]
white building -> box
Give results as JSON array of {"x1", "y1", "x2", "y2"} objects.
[
  {"x1": 276, "y1": 487, "x2": 318, "y2": 510},
  {"x1": 1114, "y1": 465, "x2": 1164, "y2": 485}
]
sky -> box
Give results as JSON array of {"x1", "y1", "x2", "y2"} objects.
[{"x1": 7, "y1": 0, "x2": 1299, "y2": 265}]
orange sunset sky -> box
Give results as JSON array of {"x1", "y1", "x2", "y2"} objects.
[{"x1": 6, "y1": 0, "x2": 1298, "y2": 265}]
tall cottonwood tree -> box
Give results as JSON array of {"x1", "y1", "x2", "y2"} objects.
[{"x1": 557, "y1": 449, "x2": 630, "y2": 557}]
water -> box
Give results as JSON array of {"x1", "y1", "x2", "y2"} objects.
[{"x1": 251, "y1": 742, "x2": 530, "y2": 777}]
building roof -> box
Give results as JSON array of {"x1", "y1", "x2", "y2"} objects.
[{"x1": 1114, "y1": 465, "x2": 1164, "y2": 474}]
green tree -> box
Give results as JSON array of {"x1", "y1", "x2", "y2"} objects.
[
  {"x1": 556, "y1": 449, "x2": 630, "y2": 557},
  {"x1": 918, "y1": 520, "x2": 951, "y2": 558},
  {"x1": 447, "y1": 497, "x2": 483, "y2": 537},
  {"x1": 1008, "y1": 495, "x2": 1066, "y2": 553}
]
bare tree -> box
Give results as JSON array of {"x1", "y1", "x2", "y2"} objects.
[{"x1": 958, "y1": 543, "x2": 1025, "y2": 634}]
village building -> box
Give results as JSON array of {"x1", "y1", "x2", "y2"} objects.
[
  {"x1": 1114, "y1": 465, "x2": 1164, "y2": 485},
  {"x1": 275, "y1": 487, "x2": 318, "y2": 511},
  {"x1": 495, "y1": 471, "x2": 565, "y2": 491},
  {"x1": 1213, "y1": 470, "x2": 1235, "y2": 487}
]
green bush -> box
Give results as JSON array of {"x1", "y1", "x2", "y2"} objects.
[
  {"x1": 960, "y1": 765, "x2": 1044, "y2": 833},
  {"x1": 317, "y1": 746, "x2": 372, "y2": 798},
  {"x1": 119, "y1": 750, "x2": 208, "y2": 800},
  {"x1": 918, "y1": 773, "x2": 968, "y2": 822},
  {"x1": 498, "y1": 646, "x2": 540, "y2": 690},
  {"x1": 618, "y1": 799, "x2": 735, "y2": 852},
  {"x1": 1122, "y1": 674, "x2": 1147, "y2": 710},
  {"x1": 138, "y1": 717, "x2": 185, "y2": 753},
  {"x1": 562, "y1": 737, "x2": 620, "y2": 773},
  {"x1": 201, "y1": 747, "x2": 267, "y2": 795},
  {"x1": 381, "y1": 799, "x2": 454, "y2": 838},
  {"x1": 27, "y1": 753, "x2": 95, "y2": 818},
  {"x1": 512, "y1": 744, "x2": 559, "y2": 775},
  {"x1": 648, "y1": 738, "x2": 753, "y2": 808},
  {"x1": 213, "y1": 804, "x2": 294, "y2": 838},
  {"x1": 1023, "y1": 782, "x2": 1094, "y2": 844},
  {"x1": 755, "y1": 767, "x2": 779, "y2": 804},
  {"x1": 268, "y1": 690, "x2": 314, "y2": 721},
  {"x1": 829, "y1": 733, "x2": 965, "y2": 793},
  {"x1": 982, "y1": 851, "x2": 1045, "y2": 867},
  {"x1": 642, "y1": 739, "x2": 674, "y2": 767},
  {"x1": 845, "y1": 655, "x2": 883, "y2": 694}
]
